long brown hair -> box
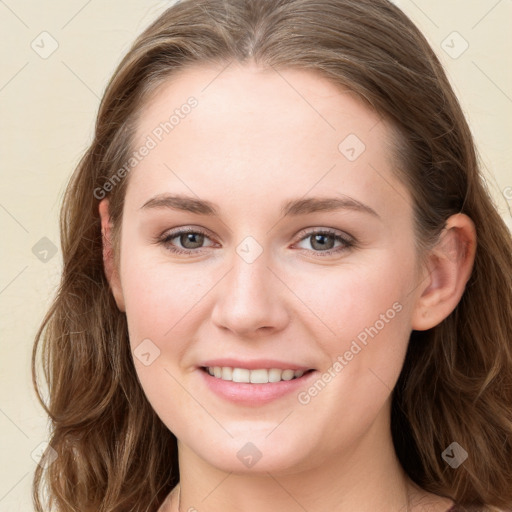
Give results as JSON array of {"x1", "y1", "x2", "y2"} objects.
[{"x1": 32, "y1": 0, "x2": 512, "y2": 510}]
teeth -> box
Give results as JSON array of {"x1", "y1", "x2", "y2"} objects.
[
  {"x1": 281, "y1": 369, "x2": 295, "y2": 381},
  {"x1": 232, "y1": 368, "x2": 250, "y2": 383},
  {"x1": 250, "y1": 369, "x2": 268, "y2": 384},
  {"x1": 205, "y1": 366, "x2": 307, "y2": 383},
  {"x1": 221, "y1": 367, "x2": 233, "y2": 381},
  {"x1": 268, "y1": 368, "x2": 282, "y2": 383}
]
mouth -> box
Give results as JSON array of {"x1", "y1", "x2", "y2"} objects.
[{"x1": 200, "y1": 366, "x2": 315, "y2": 384}]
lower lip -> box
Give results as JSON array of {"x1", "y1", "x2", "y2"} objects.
[{"x1": 199, "y1": 368, "x2": 317, "y2": 406}]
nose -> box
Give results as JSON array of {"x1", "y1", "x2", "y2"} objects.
[{"x1": 210, "y1": 244, "x2": 289, "y2": 338}]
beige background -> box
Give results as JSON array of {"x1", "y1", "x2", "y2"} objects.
[{"x1": 1, "y1": 0, "x2": 511, "y2": 509}]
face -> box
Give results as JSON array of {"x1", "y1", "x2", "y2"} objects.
[{"x1": 108, "y1": 62, "x2": 426, "y2": 475}]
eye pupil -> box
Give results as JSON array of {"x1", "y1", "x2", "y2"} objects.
[
  {"x1": 311, "y1": 233, "x2": 335, "y2": 251},
  {"x1": 181, "y1": 232, "x2": 204, "y2": 249}
]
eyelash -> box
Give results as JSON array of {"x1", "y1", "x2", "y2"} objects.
[{"x1": 157, "y1": 227, "x2": 355, "y2": 257}]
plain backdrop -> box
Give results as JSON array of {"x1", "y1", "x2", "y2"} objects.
[{"x1": 1, "y1": 0, "x2": 511, "y2": 509}]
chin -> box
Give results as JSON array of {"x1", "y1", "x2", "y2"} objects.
[{"x1": 183, "y1": 433, "x2": 315, "y2": 476}]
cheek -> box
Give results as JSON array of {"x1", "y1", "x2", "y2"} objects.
[
  {"x1": 299, "y1": 251, "x2": 416, "y2": 408},
  {"x1": 118, "y1": 250, "x2": 205, "y2": 433},
  {"x1": 301, "y1": 251, "x2": 415, "y2": 348},
  {"x1": 119, "y1": 248, "x2": 210, "y2": 347}
]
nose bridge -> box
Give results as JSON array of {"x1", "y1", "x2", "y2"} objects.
[
  {"x1": 226, "y1": 239, "x2": 274, "y2": 310},
  {"x1": 211, "y1": 235, "x2": 288, "y2": 335},
  {"x1": 233, "y1": 240, "x2": 270, "y2": 295}
]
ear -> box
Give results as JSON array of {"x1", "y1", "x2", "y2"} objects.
[
  {"x1": 411, "y1": 213, "x2": 477, "y2": 331},
  {"x1": 98, "y1": 199, "x2": 125, "y2": 312}
]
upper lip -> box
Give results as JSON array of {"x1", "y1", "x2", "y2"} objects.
[{"x1": 200, "y1": 358, "x2": 314, "y2": 371}]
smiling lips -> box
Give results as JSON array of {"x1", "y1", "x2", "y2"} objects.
[
  {"x1": 199, "y1": 360, "x2": 317, "y2": 404},
  {"x1": 203, "y1": 366, "x2": 308, "y2": 383}
]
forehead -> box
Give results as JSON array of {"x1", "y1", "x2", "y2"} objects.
[
  {"x1": 135, "y1": 61, "x2": 386, "y2": 151},
  {"x1": 127, "y1": 62, "x2": 411, "y2": 219}
]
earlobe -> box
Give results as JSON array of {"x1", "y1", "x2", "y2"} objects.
[
  {"x1": 98, "y1": 199, "x2": 126, "y2": 312},
  {"x1": 411, "y1": 213, "x2": 477, "y2": 331}
]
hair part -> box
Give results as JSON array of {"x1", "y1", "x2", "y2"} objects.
[{"x1": 33, "y1": 0, "x2": 512, "y2": 510}]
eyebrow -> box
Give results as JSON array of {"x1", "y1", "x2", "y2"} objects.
[{"x1": 140, "y1": 194, "x2": 380, "y2": 219}]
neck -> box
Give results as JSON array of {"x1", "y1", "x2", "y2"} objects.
[{"x1": 165, "y1": 407, "x2": 424, "y2": 512}]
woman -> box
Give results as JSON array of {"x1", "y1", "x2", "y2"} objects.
[{"x1": 32, "y1": 0, "x2": 512, "y2": 511}]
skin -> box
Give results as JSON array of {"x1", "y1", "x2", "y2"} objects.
[{"x1": 99, "y1": 62, "x2": 476, "y2": 512}]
